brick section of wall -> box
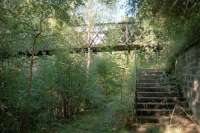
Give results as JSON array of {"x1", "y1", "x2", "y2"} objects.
[{"x1": 175, "y1": 45, "x2": 200, "y2": 119}]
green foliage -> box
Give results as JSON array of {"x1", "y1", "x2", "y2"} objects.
[
  {"x1": 104, "y1": 28, "x2": 124, "y2": 46},
  {"x1": 1, "y1": 47, "x2": 135, "y2": 133},
  {"x1": 0, "y1": 1, "x2": 138, "y2": 132},
  {"x1": 90, "y1": 56, "x2": 122, "y2": 96},
  {"x1": 0, "y1": 0, "x2": 87, "y2": 132},
  {"x1": 59, "y1": 109, "x2": 130, "y2": 133},
  {"x1": 0, "y1": 0, "x2": 85, "y2": 54},
  {"x1": 145, "y1": 127, "x2": 161, "y2": 133},
  {"x1": 128, "y1": 0, "x2": 200, "y2": 71}
]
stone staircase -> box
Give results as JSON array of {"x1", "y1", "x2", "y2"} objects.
[{"x1": 136, "y1": 69, "x2": 191, "y2": 123}]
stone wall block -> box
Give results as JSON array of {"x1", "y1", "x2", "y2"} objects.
[{"x1": 175, "y1": 44, "x2": 200, "y2": 120}]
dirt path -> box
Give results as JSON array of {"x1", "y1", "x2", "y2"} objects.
[{"x1": 132, "y1": 115, "x2": 200, "y2": 133}]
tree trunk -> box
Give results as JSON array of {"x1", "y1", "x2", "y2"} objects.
[
  {"x1": 126, "y1": 51, "x2": 131, "y2": 66},
  {"x1": 87, "y1": 47, "x2": 91, "y2": 71},
  {"x1": 28, "y1": 41, "x2": 35, "y2": 96},
  {"x1": 21, "y1": 33, "x2": 41, "y2": 133},
  {"x1": 63, "y1": 98, "x2": 67, "y2": 119},
  {"x1": 28, "y1": 33, "x2": 41, "y2": 96},
  {"x1": 125, "y1": 24, "x2": 129, "y2": 44},
  {"x1": 86, "y1": 0, "x2": 94, "y2": 73},
  {"x1": 20, "y1": 111, "x2": 29, "y2": 133}
]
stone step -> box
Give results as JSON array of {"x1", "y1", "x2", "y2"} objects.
[
  {"x1": 137, "y1": 92, "x2": 180, "y2": 97},
  {"x1": 136, "y1": 116, "x2": 163, "y2": 123},
  {"x1": 136, "y1": 109, "x2": 174, "y2": 116},
  {"x1": 135, "y1": 69, "x2": 191, "y2": 123},
  {"x1": 136, "y1": 87, "x2": 178, "y2": 92},
  {"x1": 139, "y1": 76, "x2": 162, "y2": 80},
  {"x1": 137, "y1": 79, "x2": 160, "y2": 83},
  {"x1": 136, "y1": 102, "x2": 188, "y2": 109},
  {"x1": 137, "y1": 115, "x2": 193, "y2": 123},
  {"x1": 136, "y1": 108, "x2": 191, "y2": 116},
  {"x1": 136, "y1": 116, "x2": 175, "y2": 123},
  {"x1": 138, "y1": 78, "x2": 162, "y2": 81},
  {"x1": 136, "y1": 83, "x2": 161, "y2": 87},
  {"x1": 136, "y1": 97, "x2": 186, "y2": 102},
  {"x1": 137, "y1": 117, "x2": 159, "y2": 123},
  {"x1": 137, "y1": 85, "x2": 176, "y2": 88}
]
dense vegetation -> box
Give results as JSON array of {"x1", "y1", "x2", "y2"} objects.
[
  {"x1": 1, "y1": 0, "x2": 200, "y2": 133},
  {"x1": 131, "y1": 0, "x2": 200, "y2": 71},
  {"x1": 0, "y1": 1, "x2": 135, "y2": 132}
]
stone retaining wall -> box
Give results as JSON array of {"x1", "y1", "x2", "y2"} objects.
[{"x1": 175, "y1": 44, "x2": 200, "y2": 119}]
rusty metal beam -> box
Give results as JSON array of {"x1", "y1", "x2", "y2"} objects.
[
  {"x1": 17, "y1": 44, "x2": 162, "y2": 57},
  {"x1": 73, "y1": 45, "x2": 161, "y2": 53},
  {"x1": 74, "y1": 21, "x2": 134, "y2": 27}
]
